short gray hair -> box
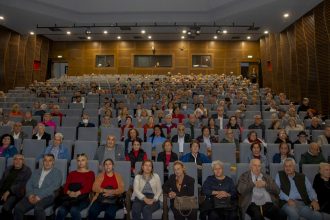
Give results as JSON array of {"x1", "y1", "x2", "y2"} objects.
[
  {"x1": 211, "y1": 160, "x2": 224, "y2": 170},
  {"x1": 283, "y1": 157, "x2": 296, "y2": 166},
  {"x1": 54, "y1": 132, "x2": 64, "y2": 140}
]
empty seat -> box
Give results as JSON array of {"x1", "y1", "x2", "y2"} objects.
[
  {"x1": 21, "y1": 126, "x2": 33, "y2": 139},
  {"x1": 293, "y1": 144, "x2": 310, "y2": 163},
  {"x1": 321, "y1": 144, "x2": 330, "y2": 160},
  {"x1": 302, "y1": 164, "x2": 319, "y2": 183},
  {"x1": 73, "y1": 140, "x2": 98, "y2": 159},
  {"x1": 211, "y1": 143, "x2": 236, "y2": 164},
  {"x1": 22, "y1": 139, "x2": 46, "y2": 158},
  {"x1": 77, "y1": 127, "x2": 98, "y2": 141},
  {"x1": 265, "y1": 129, "x2": 278, "y2": 143},
  {"x1": 57, "y1": 126, "x2": 76, "y2": 141}
]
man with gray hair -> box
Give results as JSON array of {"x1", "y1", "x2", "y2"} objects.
[
  {"x1": 237, "y1": 159, "x2": 284, "y2": 220},
  {"x1": 37, "y1": 132, "x2": 70, "y2": 161},
  {"x1": 275, "y1": 158, "x2": 323, "y2": 220}
]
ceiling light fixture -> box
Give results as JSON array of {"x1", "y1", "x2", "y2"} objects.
[
  {"x1": 57, "y1": 55, "x2": 63, "y2": 58},
  {"x1": 181, "y1": 36, "x2": 185, "y2": 39},
  {"x1": 148, "y1": 35, "x2": 152, "y2": 39},
  {"x1": 29, "y1": 31, "x2": 35, "y2": 35},
  {"x1": 216, "y1": 29, "x2": 221, "y2": 34},
  {"x1": 283, "y1": 13, "x2": 290, "y2": 18},
  {"x1": 187, "y1": 31, "x2": 192, "y2": 35},
  {"x1": 182, "y1": 30, "x2": 187, "y2": 34},
  {"x1": 117, "y1": 36, "x2": 121, "y2": 40},
  {"x1": 247, "y1": 55, "x2": 253, "y2": 58},
  {"x1": 246, "y1": 36, "x2": 251, "y2": 40},
  {"x1": 213, "y1": 35, "x2": 218, "y2": 39},
  {"x1": 223, "y1": 30, "x2": 228, "y2": 34},
  {"x1": 66, "y1": 31, "x2": 71, "y2": 35},
  {"x1": 141, "y1": 30, "x2": 146, "y2": 34},
  {"x1": 103, "y1": 30, "x2": 108, "y2": 34},
  {"x1": 85, "y1": 30, "x2": 92, "y2": 35},
  {"x1": 87, "y1": 36, "x2": 91, "y2": 40},
  {"x1": 264, "y1": 30, "x2": 269, "y2": 34},
  {"x1": 0, "y1": 16, "x2": 4, "y2": 20},
  {"x1": 196, "y1": 30, "x2": 201, "y2": 35}
]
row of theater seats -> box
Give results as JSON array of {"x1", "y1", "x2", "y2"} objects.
[{"x1": 0, "y1": 157, "x2": 323, "y2": 219}]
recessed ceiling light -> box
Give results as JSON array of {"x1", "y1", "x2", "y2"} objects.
[
  {"x1": 29, "y1": 31, "x2": 35, "y2": 35},
  {"x1": 181, "y1": 36, "x2": 185, "y2": 39},
  {"x1": 141, "y1": 30, "x2": 146, "y2": 34},
  {"x1": 247, "y1": 55, "x2": 253, "y2": 58},
  {"x1": 103, "y1": 30, "x2": 108, "y2": 34},
  {"x1": 187, "y1": 31, "x2": 192, "y2": 35},
  {"x1": 213, "y1": 35, "x2": 218, "y2": 39},
  {"x1": 223, "y1": 30, "x2": 228, "y2": 34},
  {"x1": 264, "y1": 30, "x2": 269, "y2": 34},
  {"x1": 283, "y1": 13, "x2": 290, "y2": 18},
  {"x1": 117, "y1": 36, "x2": 121, "y2": 40},
  {"x1": 57, "y1": 55, "x2": 63, "y2": 58},
  {"x1": 66, "y1": 31, "x2": 71, "y2": 35},
  {"x1": 246, "y1": 36, "x2": 251, "y2": 40},
  {"x1": 196, "y1": 30, "x2": 201, "y2": 34},
  {"x1": 0, "y1": 16, "x2": 4, "y2": 20},
  {"x1": 87, "y1": 36, "x2": 91, "y2": 40},
  {"x1": 148, "y1": 35, "x2": 152, "y2": 39},
  {"x1": 182, "y1": 30, "x2": 187, "y2": 34}
]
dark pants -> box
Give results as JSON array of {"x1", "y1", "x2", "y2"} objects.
[
  {"x1": 55, "y1": 200, "x2": 90, "y2": 220},
  {"x1": 1, "y1": 195, "x2": 20, "y2": 220},
  {"x1": 171, "y1": 206, "x2": 197, "y2": 220},
  {"x1": 246, "y1": 202, "x2": 284, "y2": 220},
  {"x1": 131, "y1": 198, "x2": 160, "y2": 220},
  {"x1": 88, "y1": 201, "x2": 118, "y2": 220},
  {"x1": 208, "y1": 208, "x2": 238, "y2": 220},
  {"x1": 13, "y1": 195, "x2": 54, "y2": 220}
]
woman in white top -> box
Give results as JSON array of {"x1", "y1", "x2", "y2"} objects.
[{"x1": 131, "y1": 159, "x2": 162, "y2": 220}]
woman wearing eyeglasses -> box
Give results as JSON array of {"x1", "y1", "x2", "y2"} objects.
[
  {"x1": 88, "y1": 158, "x2": 125, "y2": 220},
  {"x1": 55, "y1": 153, "x2": 95, "y2": 220},
  {"x1": 131, "y1": 160, "x2": 162, "y2": 220}
]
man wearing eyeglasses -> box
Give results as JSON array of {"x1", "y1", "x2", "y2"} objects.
[
  {"x1": 0, "y1": 154, "x2": 32, "y2": 219},
  {"x1": 171, "y1": 124, "x2": 192, "y2": 156}
]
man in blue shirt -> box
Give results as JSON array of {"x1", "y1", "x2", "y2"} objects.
[{"x1": 275, "y1": 158, "x2": 323, "y2": 220}]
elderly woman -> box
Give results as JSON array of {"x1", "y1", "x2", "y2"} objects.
[
  {"x1": 243, "y1": 130, "x2": 267, "y2": 149},
  {"x1": 131, "y1": 160, "x2": 162, "y2": 220},
  {"x1": 32, "y1": 123, "x2": 51, "y2": 146},
  {"x1": 0, "y1": 134, "x2": 17, "y2": 159},
  {"x1": 201, "y1": 160, "x2": 238, "y2": 220},
  {"x1": 274, "y1": 129, "x2": 292, "y2": 145},
  {"x1": 163, "y1": 160, "x2": 197, "y2": 220},
  {"x1": 313, "y1": 163, "x2": 330, "y2": 215}
]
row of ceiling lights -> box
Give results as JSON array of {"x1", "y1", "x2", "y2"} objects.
[{"x1": 0, "y1": 13, "x2": 291, "y2": 40}]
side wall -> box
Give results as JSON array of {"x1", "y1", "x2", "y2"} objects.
[{"x1": 260, "y1": 0, "x2": 330, "y2": 116}]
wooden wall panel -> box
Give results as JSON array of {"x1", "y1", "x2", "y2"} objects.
[
  {"x1": 0, "y1": 26, "x2": 50, "y2": 91},
  {"x1": 49, "y1": 40, "x2": 260, "y2": 76},
  {"x1": 260, "y1": 0, "x2": 330, "y2": 116}
]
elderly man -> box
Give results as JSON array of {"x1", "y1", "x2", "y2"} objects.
[
  {"x1": 21, "y1": 111, "x2": 38, "y2": 128},
  {"x1": 37, "y1": 132, "x2": 70, "y2": 161},
  {"x1": 299, "y1": 142, "x2": 326, "y2": 170},
  {"x1": 317, "y1": 125, "x2": 330, "y2": 145},
  {"x1": 0, "y1": 154, "x2": 32, "y2": 219},
  {"x1": 171, "y1": 123, "x2": 192, "y2": 155},
  {"x1": 211, "y1": 106, "x2": 227, "y2": 129},
  {"x1": 94, "y1": 135, "x2": 125, "y2": 166},
  {"x1": 237, "y1": 159, "x2": 284, "y2": 220},
  {"x1": 14, "y1": 154, "x2": 62, "y2": 220},
  {"x1": 275, "y1": 158, "x2": 323, "y2": 220},
  {"x1": 248, "y1": 114, "x2": 266, "y2": 138},
  {"x1": 313, "y1": 163, "x2": 330, "y2": 216}
]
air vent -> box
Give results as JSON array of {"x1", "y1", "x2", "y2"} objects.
[
  {"x1": 231, "y1": 36, "x2": 240, "y2": 40},
  {"x1": 78, "y1": 36, "x2": 86, "y2": 40},
  {"x1": 133, "y1": 36, "x2": 142, "y2": 39},
  {"x1": 48, "y1": 27, "x2": 62, "y2": 32},
  {"x1": 120, "y1": 26, "x2": 131, "y2": 30}
]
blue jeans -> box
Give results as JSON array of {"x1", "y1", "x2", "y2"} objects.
[
  {"x1": 55, "y1": 200, "x2": 90, "y2": 220},
  {"x1": 88, "y1": 201, "x2": 118, "y2": 220},
  {"x1": 281, "y1": 201, "x2": 322, "y2": 220},
  {"x1": 131, "y1": 198, "x2": 160, "y2": 220}
]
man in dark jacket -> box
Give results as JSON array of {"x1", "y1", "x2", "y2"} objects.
[{"x1": 0, "y1": 154, "x2": 32, "y2": 219}]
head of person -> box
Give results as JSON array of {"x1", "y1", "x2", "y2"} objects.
[
  {"x1": 249, "y1": 158, "x2": 262, "y2": 176},
  {"x1": 212, "y1": 160, "x2": 225, "y2": 178},
  {"x1": 132, "y1": 139, "x2": 142, "y2": 151},
  {"x1": 283, "y1": 158, "x2": 296, "y2": 176},
  {"x1": 319, "y1": 163, "x2": 330, "y2": 180},
  {"x1": 125, "y1": 116, "x2": 132, "y2": 125},
  {"x1": 139, "y1": 159, "x2": 154, "y2": 176},
  {"x1": 40, "y1": 103, "x2": 48, "y2": 111},
  {"x1": 13, "y1": 122, "x2": 23, "y2": 133},
  {"x1": 278, "y1": 129, "x2": 288, "y2": 140},
  {"x1": 247, "y1": 131, "x2": 258, "y2": 142},
  {"x1": 153, "y1": 125, "x2": 164, "y2": 137},
  {"x1": 250, "y1": 142, "x2": 262, "y2": 157},
  {"x1": 76, "y1": 153, "x2": 88, "y2": 170},
  {"x1": 128, "y1": 128, "x2": 139, "y2": 140},
  {"x1": 1, "y1": 134, "x2": 15, "y2": 147},
  {"x1": 104, "y1": 109, "x2": 113, "y2": 117},
  {"x1": 202, "y1": 126, "x2": 210, "y2": 137},
  {"x1": 43, "y1": 113, "x2": 52, "y2": 123},
  {"x1": 36, "y1": 123, "x2": 45, "y2": 134},
  {"x1": 254, "y1": 115, "x2": 262, "y2": 125},
  {"x1": 106, "y1": 135, "x2": 116, "y2": 148},
  {"x1": 173, "y1": 160, "x2": 186, "y2": 178},
  {"x1": 324, "y1": 125, "x2": 330, "y2": 138},
  {"x1": 53, "y1": 132, "x2": 64, "y2": 147},
  {"x1": 163, "y1": 140, "x2": 173, "y2": 153},
  {"x1": 302, "y1": 97, "x2": 309, "y2": 106},
  {"x1": 81, "y1": 113, "x2": 89, "y2": 124},
  {"x1": 24, "y1": 111, "x2": 33, "y2": 120},
  {"x1": 164, "y1": 114, "x2": 173, "y2": 124},
  {"x1": 43, "y1": 154, "x2": 55, "y2": 171},
  {"x1": 229, "y1": 116, "x2": 237, "y2": 126},
  {"x1": 225, "y1": 128, "x2": 235, "y2": 140},
  {"x1": 11, "y1": 104, "x2": 21, "y2": 113},
  {"x1": 13, "y1": 154, "x2": 25, "y2": 169},
  {"x1": 288, "y1": 117, "x2": 297, "y2": 128},
  {"x1": 52, "y1": 105, "x2": 61, "y2": 114},
  {"x1": 101, "y1": 115, "x2": 111, "y2": 126},
  {"x1": 147, "y1": 116, "x2": 154, "y2": 125},
  {"x1": 103, "y1": 158, "x2": 114, "y2": 174},
  {"x1": 297, "y1": 131, "x2": 308, "y2": 143},
  {"x1": 279, "y1": 142, "x2": 291, "y2": 156},
  {"x1": 208, "y1": 117, "x2": 216, "y2": 127},
  {"x1": 310, "y1": 117, "x2": 320, "y2": 127},
  {"x1": 217, "y1": 107, "x2": 224, "y2": 116},
  {"x1": 188, "y1": 114, "x2": 197, "y2": 123},
  {"x1": 309, "y1": 142, "x2": 321, "y2": 156},
  {"x1": 190, "y1": 140, "x2": 200, "y2": 154},
  {"x1": 177, "y1": 124, "x2": 186, "y2": 137}
]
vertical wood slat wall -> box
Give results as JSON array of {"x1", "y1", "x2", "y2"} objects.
[
  {"x1": 0, "y1": 26, "x2": 50, "y2": 91},
  {"x1": 260, "y1": 0, "x2": 330, "y2": 117}
]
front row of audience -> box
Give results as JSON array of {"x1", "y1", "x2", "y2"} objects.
[{"x1": 0, "y1": 153, "x2": 329, "y2": 220}]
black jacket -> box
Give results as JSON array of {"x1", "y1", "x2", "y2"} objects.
[
  {"x1": 32, "y1": 132, "x2": 51, "y2": 146},
  {"x1": 157, "y1": 151, "x2": 178, "y2": 173},
  {"x1": 171, "y1": 134, "x2": 192, "y2": 143}
]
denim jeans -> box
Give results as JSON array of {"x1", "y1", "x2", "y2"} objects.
[{"x1": 281, "y1": 201, "x2": 322, "y2": 220}]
